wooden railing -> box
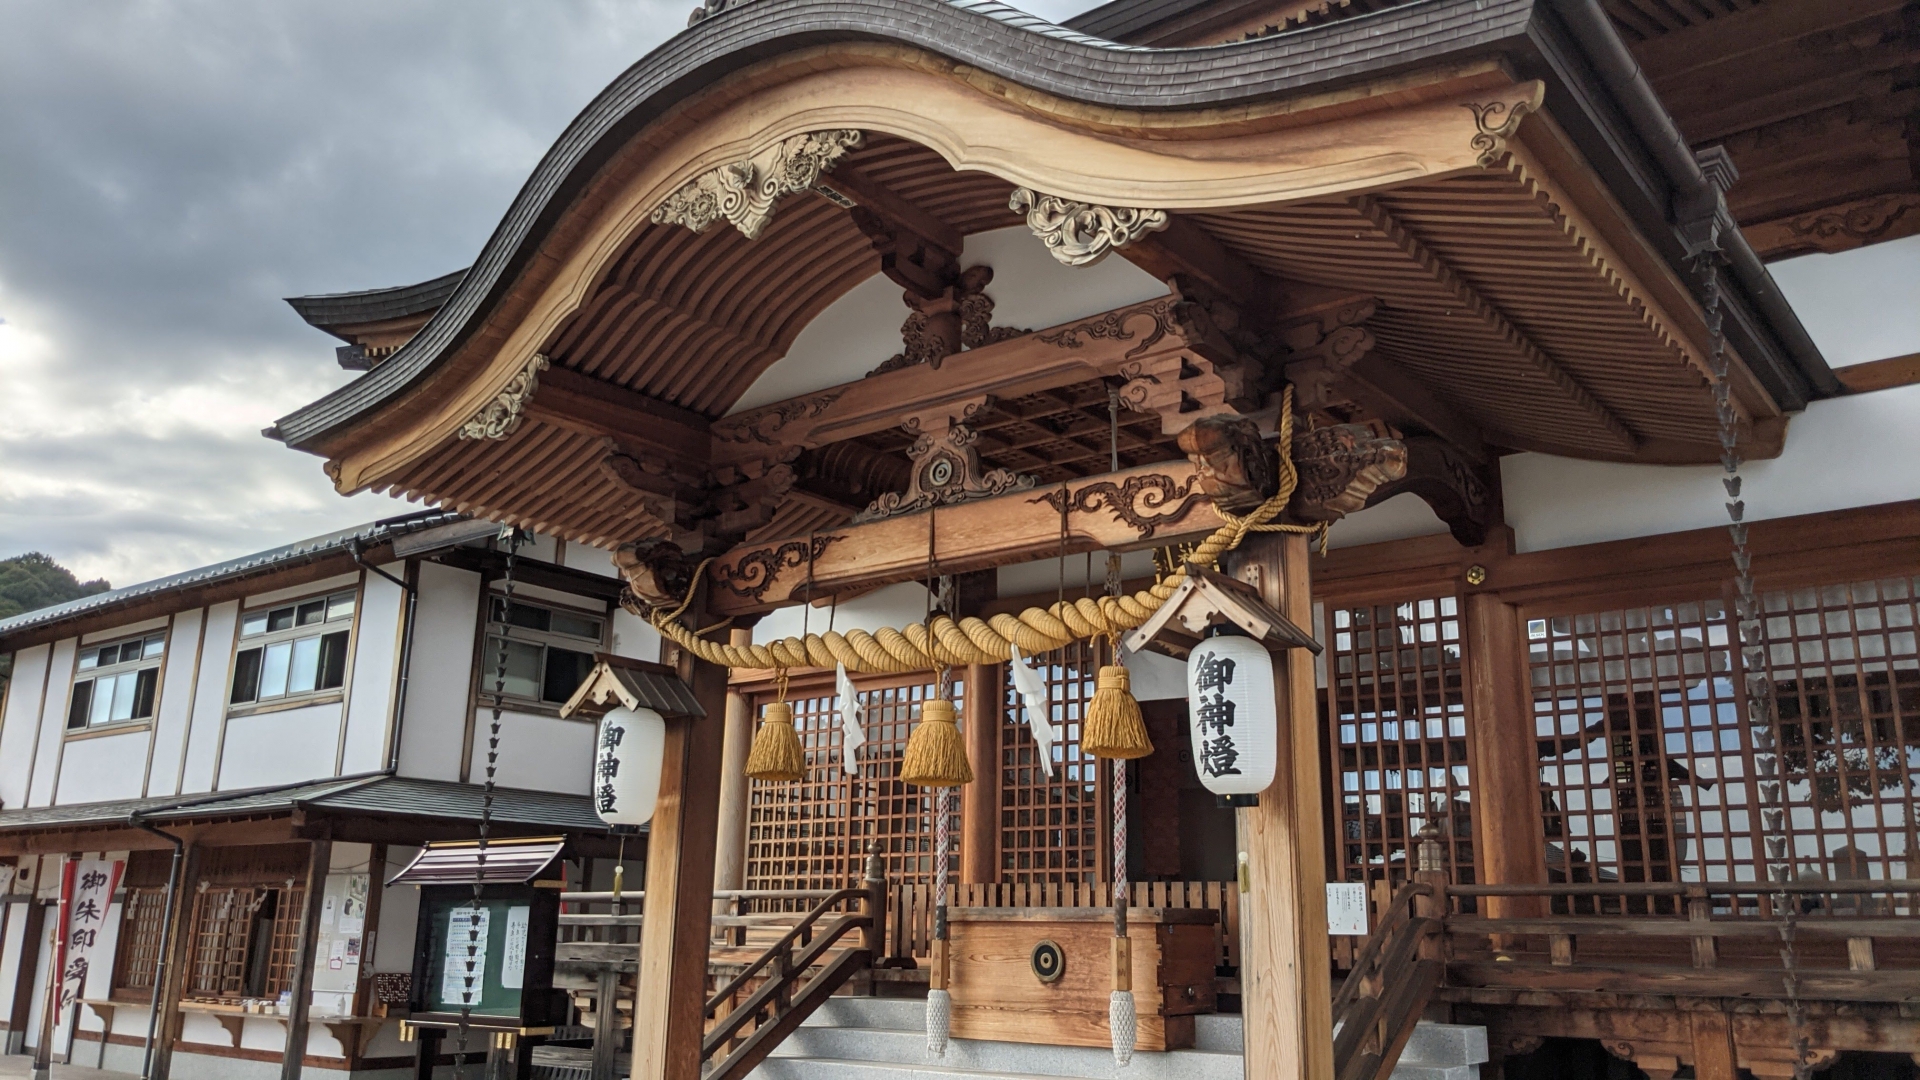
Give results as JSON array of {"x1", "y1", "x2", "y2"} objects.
[
  {"x1": 699, "y1": 852, "x2": 887, "y2": 1080},
  {"x1": 887, "y1": 879, "x2": 1240, "y2": 975},
  {"x1": 1440, "y1": 878, "x2": 1920, "y2": 1001}
]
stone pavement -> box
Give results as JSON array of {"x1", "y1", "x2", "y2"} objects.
[{"x1": 0, "y1": 1055, "x2": 138, "y2": 1080}]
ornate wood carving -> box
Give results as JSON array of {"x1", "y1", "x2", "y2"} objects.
[
  {"x1": 612, "y1": 540, "x2": 697, "y2": 611},
  {"x1": 1009, "y1": 188, "x2": 1169, "y2": 267},
  {"x1": 1288, "y1": 423, "x2": 1409, "y2": 523},
  {"x1": 1463, "y1": 96, "x2": 1537, "y2": 167},
  {"x1": 712, "y1": 390, "x2": 844, "y2": 446},
  {"x1": 1743, "y1": 192, "x2": 1920, "y2": 260},
  {"x1": 713, "y1": 533, "x2": 843, "y2": 603},
  {"x1": 457, "y1": 353, "x2": 549, "y2": 441},
  {"x1": 1367, "y1": 435, "x2": 1496, "y2": 547},
  {"x1": 651, "y1": 130, "x2": 863, "y2": 240},
  {"x1": 868, "y1": 266, "x2": 1025, "y2": 377},
  {"x1": 1038, "y1": 290, "x2": 1254, "y2": 435},
  {"x1": 852, "y1": 405, "x2": 1034, "y2": 522},
  {"x1": 1028, "y1": 473, "x2": 1203, "y2": 539},
  {"x1": 1176, "y1": 415, "x2": 1278, "y2": 514}
]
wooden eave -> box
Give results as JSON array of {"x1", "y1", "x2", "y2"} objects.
[{"x1": 267, "y1": 0, "x2": 1834, "y2": 556}]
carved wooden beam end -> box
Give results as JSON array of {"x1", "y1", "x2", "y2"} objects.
[{"x1": 1177, "y1": 413, "x2": 1410, "y2": 526}]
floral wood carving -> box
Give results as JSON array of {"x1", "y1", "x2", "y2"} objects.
[
  {"x1": 711, "y1": 389, "x2": 844, "y2": 445},
  {"x1": 1009, "y1": 188, "x2": 1169, "y2": 267},
  {"x1": 712, "y1": 533, "x2": 842, "y2": 602},
  {"x1": 1028, "y1": 473, "x2": 1203, "y2": 539},
  {"x1": 1744, "y1": 192, "x2": 1920, "y2": 260},
  {"x1": 651, "y1": 130, "x2": 863, "y2": 241},
  {"x1": 457, "y1": 353, "x2": 550, "y2": 441},
  {"x1": 852, "y1": 411, "x2": 1034, "y2": 522},
  {"x1": 868, "y1": 265, "x2": 1025, "y2": 376},
  {"x1": 1287, "y1": 424, "x2": 1409, "y2": 523},
  {"x1": 1035, "y1": 298, "x2": 1175, "y2": 357},
  {"x1": 1463, "y1": 99, "x2": 1537, "y2": 167}
]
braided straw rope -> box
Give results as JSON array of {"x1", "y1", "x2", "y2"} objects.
[{"x1": 651, "y1": 389, "x2": 1318, "y2": 674}]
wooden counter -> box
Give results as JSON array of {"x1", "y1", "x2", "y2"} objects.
[{"x1": 946, "y1": 906, "x2": 1219, "y2": 1051}]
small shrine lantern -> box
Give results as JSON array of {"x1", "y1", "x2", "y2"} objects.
[
  {"x1": 559, "y1": 655, "x2": 708, "y2": 827},
  {"x1": 1122, "y1": 565, "x2": 1321, "y2": 805}
]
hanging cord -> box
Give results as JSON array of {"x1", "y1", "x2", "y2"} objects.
[
  {"x1": 650, "y1": 388, "x2": 1321, "y2": 673},
  {"x1": 1693, "y1": 247, "x2": 1808, "y2": 1079},
  {"x1": 456, "y1": 527, "x2": 522, "y2": 1079}
]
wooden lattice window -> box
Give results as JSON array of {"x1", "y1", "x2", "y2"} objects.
[
  {"x1": 183, "y1": 884, "x2": 305, "y2": 1000},
  {"x1": 1529, "y1": 599, "x2": 1749, "y2": 904},
  {"x1": 112, "y1": 887, "x2": 167, "y2": 993},
  {"x1": 1759, "y1": 576, "x2": 1919, "y2": 886},
  {"x1": 1327, "y1": 596, "x2": 1475, "y2": 890},
  {"x1": 744, "y1": 674, "x2": 961, "y2": 890},
  {"x1": 999, "y1": 639, "x2": 1107, "y2": 885}
]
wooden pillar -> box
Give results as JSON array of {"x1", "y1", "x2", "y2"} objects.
[
  {"x1": 630, "y1": 642, "x2": 728, "y2": 1080},
  {"x1": 712, "y1": 628, "x2": 755, "y2": 899},
  {"x1": 1462, "y1": 593, "x2": 1547, "y2": 918},
  {"x1": 1231, "y1": 533, "x2": 1334, "y2": 1080},
  {"x1": 148, "y1": 841, "x2": 201, "y2": 1080},
  {"x1": 5, "y1": 882, "x2": 47, "y2": 1056},
  {"x1": 1690, "y1": 1009, "x2": 1738, "y2": 1080},
  {"x1": 280, "y1": 836, "x2": 331, "y2": 1080},
  {"x1": 960, "y1": 663, "x2": 1001, "y2": 885}
]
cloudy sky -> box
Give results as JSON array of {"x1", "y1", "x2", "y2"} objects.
[
  {"x1": 0, "y1": 0, "x2": 1103, "y2": 589},
  {"x1": 0, "y1": 1, "x2": 1911, "y2": 591}
]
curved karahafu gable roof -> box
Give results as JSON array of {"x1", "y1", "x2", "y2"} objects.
[{"x1": 267, "y1": 0, "x2": 1828, "y2": 457}]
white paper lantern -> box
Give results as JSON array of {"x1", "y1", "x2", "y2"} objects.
[
  {"x1": 594, "y1": 707, "x2": 666, "y2": 827},
  {"x1": 1186, "y1": 633, "x2": 1277, "y2": 797}
]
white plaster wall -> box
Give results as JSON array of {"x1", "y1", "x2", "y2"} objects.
[
  {"x1": 755, "y1": 580, "x2": 935, "y2": 643},
  {"x1": 467, "y1": 709, "x2": 595, "y2": 795},
  {"x1": 179, "y1": 600, "x2": 239, "y2": 794},
  {"x1": 53, "y1": 731, "x2": 150, "y2": 804},
  {"x1": 1502, "y1": 384, "x2": 1920, "y2": 553},
  {"x1": 611, "y1": 606, "x2": 662, "y2": 661},
  {"x1": 1326, "y1": 492, "x2": 1451, "y2": 549},
  {"x1": 728, "y1": 224, "x2": 1168, "y2": 412},
  {"x1": 340, "y1": 570, "x2": 406, "y2": 776},
  {"x1": 1768, "y1": 234, "x2": 1920, "y2": 367},
  {"x1": 373, "y1": 852, "x2": 420, "y2": 972},
  {"x1": 218, "y1": 702, "x2": 345, "y2": 789},
  {"x1": 27, "y1": 638, "x2": 76, "y2": 807},
  {"x1": 564, "y1": 541, "x2": 621, "y2": 577},
  {"x1": 0, "y1": 898, "x2": 27, "y2": 1030},
  {"x1": 0, "y1": 643, "x2": 50, "y2": 809},
  {"x1": 396, "y1": 562, "x2": 481, "y2": 782},
  {"x1": 147, "y1": 608, "x2": 205, "y2": 798}
]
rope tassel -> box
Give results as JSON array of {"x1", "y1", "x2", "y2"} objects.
[
  {"x1": 1082, "y1": 663, "x2": 1152, "y2": 760},
  {"x1": 744, "y1": 700, "x2": 805, "y2": 782},
  {"x1": 901, "y1": 698, "x2": 972, "y2": 787}
]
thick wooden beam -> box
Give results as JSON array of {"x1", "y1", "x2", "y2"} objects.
[
  {"x1": 630, "y1": 637, "x2": 728, "y2": 1080},
  {"x1": 814, "y1": 164, "x2": 963, "y2": 261},
  {"x1": 527, "y1": 366, "x2": 711, "y2": 479},
  {"x1": 960, "y1": 663, "x2": 1001, "y2": 885},
  {"x1": 711, "y1": 628, "x2": 754, "y2": 898},
  {"x1": 705, "y1": 459, "x2": 1222, "y2": 617},
  {"x1": 279, "y1": 837, "x2": 331, "y2": 1080},
  {"x1": 1117, "y1": 216, "x2": 1276, "y2": 310},
  {"x1": 148, "y1": 843, "x2": 202, "y2": 1080},
  {"x1": 1229, "y1": 533, "x2": 1333, "y2": 1080}
]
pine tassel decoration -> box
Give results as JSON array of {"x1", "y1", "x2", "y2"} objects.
[
  {"x1": 1082, "y1": 664, "x2": 1153, "y2": 760},
  {"x1": 900, "y1": 698, "x2": 972, "y2": 787},
  {"x1": 744, "y1": 701, "x2": 805, "y2": 782}
]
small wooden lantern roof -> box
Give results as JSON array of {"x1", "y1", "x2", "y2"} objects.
[
  {"x1": 558, "y1": 655, "x2": 706, "y2": 721},
  {"x1": 388, "y1": 836, "x2": 567, "y2": 886},
  {"x1": 1123, "y1": 565, "x2": 1321, "y2": 661}
]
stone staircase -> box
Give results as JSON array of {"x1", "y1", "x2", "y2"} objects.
[{"x1": 744, "y1": 998, "x2": 1488, "y2": 1080}]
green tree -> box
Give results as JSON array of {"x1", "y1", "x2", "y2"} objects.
[{"x1": 0, "y1": 552, "x2": 111, "y2": 621}]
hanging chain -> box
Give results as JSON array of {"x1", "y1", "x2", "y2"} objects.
[
  {"x1": 1693, "y1": 251, "x2": 1809, "y2": 1080},
  {"x1": 455, "y1": 527, "x2": 523, "y2": 1080}
]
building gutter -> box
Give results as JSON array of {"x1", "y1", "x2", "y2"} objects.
[
  {"x1": 127, "y1": 819, "x2": 184, "y2": 1080},
  {"x1": 1553, "y1": 0, "x2": 1841, "y2": 400},
  {"x1": 348, "y1": 542, "x2": 419, "y2": 773}
]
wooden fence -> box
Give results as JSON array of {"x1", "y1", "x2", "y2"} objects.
[{"x1": 886, "y1": 880, "x2": 1240, "y2": 974}]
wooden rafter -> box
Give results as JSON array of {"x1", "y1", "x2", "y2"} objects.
[{"x1": 1352, "y1": 195, "x2": 1640, "y2": 452}]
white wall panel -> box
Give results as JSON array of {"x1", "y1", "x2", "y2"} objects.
[
  {"x1": 397, "y1": 562, "x2": 481, "y2": 782},
  {"x1": 178, "y1": 600, "x2": 238, "y2": 794},
  {"x1": 467, "y1": 709, "x2": 594, "y2": 795},
  {"x1": 610, "y1": 607, "x2": 661, "y2": 662},
  {"x1": 1503, "y1": 385, "x2": 1920, "y2": 553},
  {"x1": 341, "y1": 571, "x2": 405, "y2": 775},
  {"x1": 0, "y1": 644, "x2": 50, "y2": 809},
  {"x1": 146, "y1": 608, "x2": 204, "y2": 797},
  {"x1": 54, "y1": 732, "x2": 149, "y2": 804},
  {"x1": 218, "y1": 703, "x2": 345, "y2": 790},
  {"x1": 27, "y1": 639, "x2": 76, "y2": 808}
]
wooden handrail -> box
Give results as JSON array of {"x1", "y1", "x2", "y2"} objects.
[
  {"x1": 1448, "y1": 880, "x2": 1920, "y2": 898},
  {"x1": 1331, "y1": 882, "x2": 1430, "y2": 1020},
  {"x1": 703, "y1": 887, "x2": 867, "y2": 1014},
  {"x1": 1445, "y1": 916, "x2": 1920, "y2": 938}
]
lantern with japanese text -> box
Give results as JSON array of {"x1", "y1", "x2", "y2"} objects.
[
  {"x1": 593, "y1": 706, "x2": 665, "y2": 827},
  {"x1": 1186, "y1": 631, "x2": 1277, "y2": 798}
]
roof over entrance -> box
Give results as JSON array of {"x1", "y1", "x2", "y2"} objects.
[{"x1": 264, "y1": 0, "x2": 1837, "y2": 557}]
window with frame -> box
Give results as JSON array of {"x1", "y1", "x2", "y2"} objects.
[
  {"x1": 179, "y1": 844, "x2": 310, "y2": 1003},
  {"x1": 484, "y1": 595, "x2": 604, "y2": 707},
  {"x1": 69, "y1": 631, "x2": 165, "y2": 729},
  {"x1": 230, "y1": 590, "x2": 356, "y2": 707}
]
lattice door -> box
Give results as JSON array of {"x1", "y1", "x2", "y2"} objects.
[
  {"x1": 186, "y1": 887, "x2": 262, "y2": 998},
  {"x1": 1326, "y1": 596, "x2": 1476, "y2": 890},
  {"x1": 744, "y1": 674, "x2": 960, "y2": 889},
  {"x1": 112, "y1": 887, "x2": 167, "y2": 991},
  {"x1": 999, "y1": 639, "x2": 1107, "y2": 886}
]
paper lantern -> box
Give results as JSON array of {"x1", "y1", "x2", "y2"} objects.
[
  {"x1": 1186, "y1": 633, "x2": 1277, "y2": 797},
  {"x1": 594, "y1": 707, "x2": 666, "y2": 827}
]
